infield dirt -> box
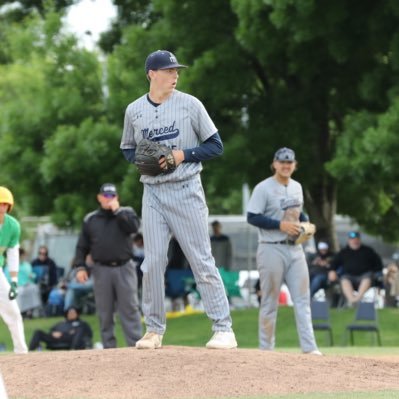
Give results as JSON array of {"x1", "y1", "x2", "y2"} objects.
[{"x1": 1, "y1": 346, "x2": 399, "y2": 399}]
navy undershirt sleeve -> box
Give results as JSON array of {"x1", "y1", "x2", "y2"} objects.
[
  {"x1": 122, "y1": 148, "x2": 136, "y2": 163},
  {"x1": 247, "y1": 212, "x2": 280, "y2": 230},
  {"x1": 121, "y1": 132, "x2": 223, "y2": 164},
  {"x1": 299, "y1": 212, "x2": 308, "y2": 222},
  {"x1": 183, "y1": 132, "x2": 223, "y2": 162}
]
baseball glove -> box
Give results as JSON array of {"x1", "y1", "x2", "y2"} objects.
[
  {"x1": 294, "y1": 222, "x2": 316, "y2": 245},
  {"x1": 135, "y1": 139, "x2": 177, "y2": 176}
]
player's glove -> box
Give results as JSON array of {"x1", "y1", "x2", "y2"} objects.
[
  {"x1": 294, "y1": 222, "x2": 316, "y2": 245},
  {"x1": 135, "y1": 139, "x2": 177, "y2": 176},
  {"x1": 8, "y1": 281, "x2": 18, "y2": 300}
]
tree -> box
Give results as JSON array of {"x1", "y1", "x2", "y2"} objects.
[
  {"x1": 327, "y1": 99, "x2": 399, "y2": 242},
  {"x1": 105, "y1": 0, "x2": 399, "y2": 247},
  {"x1": 0, "y1": 8, "x2": 143, "y2": 226},
  {"x1": 98, "y1": 0, "x2": 156, "y2": 53},
  {"x1": 0, "y1": 0, "x2": 75, "y2": 22},
  {"x1": 4, "y1": 0, "x2": 399, "y2": 245}
]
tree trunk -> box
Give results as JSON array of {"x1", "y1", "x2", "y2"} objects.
[{"x1": 304, "y1": 178, "x2": 339, "y2": 252}]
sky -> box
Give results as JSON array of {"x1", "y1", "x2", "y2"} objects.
[{"x1": 64, "y1": 0, "x2": 117, "y2": 50}]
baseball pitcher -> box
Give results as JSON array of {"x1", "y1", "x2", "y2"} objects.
[{"x1": 121, "y1": 50, "x2": 237, "y2": 350}]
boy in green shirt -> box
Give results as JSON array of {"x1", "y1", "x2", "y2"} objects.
[{"x1": 0, "y1": 186, "x2": 28, "y2": 353}]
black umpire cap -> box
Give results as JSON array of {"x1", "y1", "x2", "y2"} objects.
[
  {"x1": 145, "y1": 50, "x2": 187, "y2": 74},
  {"x1": 99, "y1": 183, "x2": 118, "y2": 196}
]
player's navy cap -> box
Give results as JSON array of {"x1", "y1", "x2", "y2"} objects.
[
  {"x1": 348, "y1": 231, "x2": 360, "y2": 239},
  {"x1": 274, "y1": 147, "x2": 296, "y2": 162},
  {"x1": 99, "y1": 183, "x2": 118, "y2": 196},
  {"x1": 145, "y1": 50, "x2": 187, "y2": 74}
]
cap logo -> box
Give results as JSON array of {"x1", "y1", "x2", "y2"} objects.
[
  {"x1": 170, "y1": 55, "x2": 177, "y2": 63},
  {"x1": 274, "y1": 147, "x2": 295, "y2": 161}
]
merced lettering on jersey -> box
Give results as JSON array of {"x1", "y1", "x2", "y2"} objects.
[
  {"x1": 280, "y1": 197, "x2": 302, "y2": 210},
  {"x1": 141, "y1": 120, "x2": 179, "y2": 141}
]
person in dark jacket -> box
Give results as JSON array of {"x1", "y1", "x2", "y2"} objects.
[
  {"x1": 210, "y1": 221, "x2": 232, "y2": 270},
  {"x1": 308, "y1": 241, "x2": 335, "y2": 298},
  {"x1": 31, "y1": 245, "x2": 59, "y2": 304},
  {"x1": 72, "y1": 183, "x2": 142, "y2": 348},
  {"x1": 28, "y1": 306, "x2": 92, "y2": 350},
  {"x1": 328, "y1": 231, "x2": 383, "y2": 306},
  {"x1": 132, "y1": 233, "x2": 145, "y2": 291}
]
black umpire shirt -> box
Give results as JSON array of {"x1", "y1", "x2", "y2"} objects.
[{"x1": 73, "y1": 207, "x2": 140, "y2": 268}]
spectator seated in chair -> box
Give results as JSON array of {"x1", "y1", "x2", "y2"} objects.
[
  {"x1": 29, "y1": 306, "x2": 93, "y2": 351},
  {"x1": 63, "y1": 272, "x2": 94, "y2": 314},
  {"x1": 307, "y1": 241, "x2": 341, "y2": 306},
  {"x1": 165, "y1": 237, "x2": 193, "y2": 311},
  {"x1": 308, "y1": 241, "x2": 335, "y2": 298},
  {"x1": 45, "y1": 279, "x2": 67, "y2": 317},
  {"x1": 328, "y1": 231, "x2": 383, "y2": 307},
  {"x1": 62, "y1": 255, "x2": 95, "y2": 314},
  {"x1": 383, "y1": 263, "x2": 399, "y2": 307}
]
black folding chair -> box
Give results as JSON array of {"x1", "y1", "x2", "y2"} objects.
[
  {"x1": 346, "y1": 301, "x2": 382, "y2": 346},
  {"x1": 311, "y1": 300, "x2": 334, "y2": 346}
]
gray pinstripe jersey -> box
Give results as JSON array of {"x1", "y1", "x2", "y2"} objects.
[
  {"x1": 121, "y1": 90, "x2": 217, "y2": 183},
  {"x1": 247, "y1": 177, "x2": 304, "y2": 242}
]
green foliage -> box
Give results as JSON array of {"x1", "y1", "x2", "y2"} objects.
[
  {"x1": 0, "y1": 0, "x2": 75, "y2": 24},
  {"x1": 41, "y1": 119, "x2": 122, "y2": 224},
  {"x1": 328, "y1": 98, "x2": 399, "y2": 241},
  {"x1": 0, "y1": 7, "x2": 140, "y2": 226},
  {"x1": 106, "y1": 26, "x2": 153, "y2": 124},
  {"x1": 98, "y1": 0, "x2": 157, "y2": 53},
  {"x1": 4, "y1": 0, "x2": 399, "y2": 239}
]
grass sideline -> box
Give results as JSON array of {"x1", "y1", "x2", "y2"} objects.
[{"x1": 1, "y1": 306, "x2": 399, "y2": 351}]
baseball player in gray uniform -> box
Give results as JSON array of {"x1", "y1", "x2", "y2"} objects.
[
  {"x1": 120, "y1": 50, "x2": 237, "y2": 350},
  {"x1": 247, "y1": 148, "x2": 321, "y2": 354}
]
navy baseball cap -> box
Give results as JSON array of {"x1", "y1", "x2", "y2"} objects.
[
  {"x1": 99, "y1": 183, "x2": 118, "y2": 196},
  {"x1": 274, "y1": 147, "x2": 296, "y2": 162},
  {"x1": 348, "y1": 231, "x2": 360, "y2": 239},
  {"x1": 145, "y1": 50, "x2": 187, "y2": 74}
]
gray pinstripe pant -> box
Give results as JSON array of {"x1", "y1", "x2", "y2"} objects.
[
  {"x1": 257, "y1": 243, "x2": 318, "y2": 352},
  {"x1": 141, "y1": 175, "x2": 232, "y2": 335}
]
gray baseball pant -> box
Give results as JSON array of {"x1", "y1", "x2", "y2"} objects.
[
  {"x1": 141, "y1": 176, "x2": 232, "y2": 335},
  {"x1": 257, "y1": 243, "x2": 318, "y2": 352},
  {"x1": 92, "y1": 261, "x2": 142, "y2": 348}
]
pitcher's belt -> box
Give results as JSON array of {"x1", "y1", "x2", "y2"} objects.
[{"x1": 262, "y1": 240, "x2": 296, "y2": 246}]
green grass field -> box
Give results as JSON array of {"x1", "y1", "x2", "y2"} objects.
[{"x1": 1, "y1": 305, "x2": 399, "y2": 351}]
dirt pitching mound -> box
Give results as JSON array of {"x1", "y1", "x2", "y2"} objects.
[{"x1": 1, "y1": 347, "x2": 399, "y2": 399}]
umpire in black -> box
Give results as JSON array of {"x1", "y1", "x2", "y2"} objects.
[{"x1": 73, "y1": 183, "x2": 142, "y2": 348}]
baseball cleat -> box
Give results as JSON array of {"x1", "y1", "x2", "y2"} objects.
[
  {"x1": 135, "y1": 332, "x2": 163, "y2": 349},
  {"x1": 206, "y1": 331, "x2": 238, "y2": 349},
  {"x1": 304, "y1": 350, "x2": 323, "y2": 356}
]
